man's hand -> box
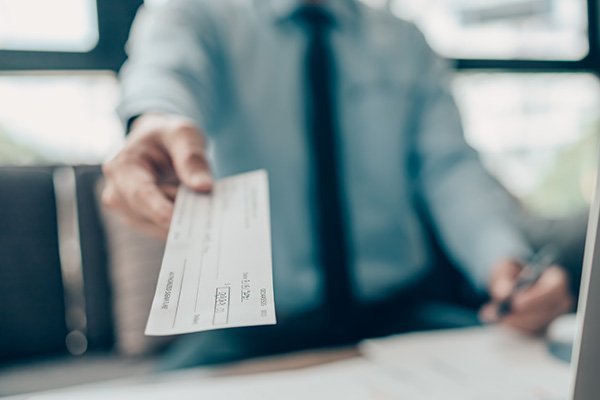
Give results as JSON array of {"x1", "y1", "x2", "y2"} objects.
[
  {"x1": 479, "y1": 259, "x2": 575, "y2": 335},
  {"x1": 102, "y1": 113, "x2": 212, "y2": 238}
]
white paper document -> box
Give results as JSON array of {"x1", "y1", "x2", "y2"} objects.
[
  {"x1": 145, "y1": 169, "x2": 276, "y2": 336},
  {"x1": 359, "y1": 326, "x2": 571, "y2": 400}
]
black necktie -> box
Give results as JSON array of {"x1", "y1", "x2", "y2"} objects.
[{"x1": 294, "y1": 6, "x2": 355, "y2": 334}]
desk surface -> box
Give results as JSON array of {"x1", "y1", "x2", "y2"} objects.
[{"x1": 7, "y1": 327, "x2": 572, "y2": 400}]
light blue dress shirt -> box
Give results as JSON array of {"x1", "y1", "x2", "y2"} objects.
[{"x1": 118, "y1": 0, "x2": 534, "y2": 316}]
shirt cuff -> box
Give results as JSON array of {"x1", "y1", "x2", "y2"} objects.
[{"x1": 117, "y1": 98, "x2": 206, "y2": 134}]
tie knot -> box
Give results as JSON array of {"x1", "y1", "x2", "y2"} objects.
[{"x1": 293, "y1": 5, "x2": 334, "y2": 30}]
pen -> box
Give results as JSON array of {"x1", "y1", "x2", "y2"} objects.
[{"x1": 496, "y1": 244, "x2": 559, "y2": 318}]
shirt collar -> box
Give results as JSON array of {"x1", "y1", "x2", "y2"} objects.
[{"x1": 267, "y1": 0, "x2": 360, "y2": 28}]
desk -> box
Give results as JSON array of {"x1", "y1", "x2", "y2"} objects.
[{"x1": 7, "y1": 327, "x2": 571, "y2": 400}]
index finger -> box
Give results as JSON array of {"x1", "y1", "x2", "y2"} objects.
[
  {"x1": 110, "y1": 162, "x2": 174, "y2": 230},
  {"x1": 490, "y1": 259, "x2": 522, "y2": 301}
]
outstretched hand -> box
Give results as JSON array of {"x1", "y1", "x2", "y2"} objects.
[{"x1": 102, "y1": 113, "x2": 213, "y2": 238}]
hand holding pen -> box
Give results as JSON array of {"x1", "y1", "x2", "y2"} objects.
[{"x1": 479, "y1": 245, "x2": 575, "y2": 335}]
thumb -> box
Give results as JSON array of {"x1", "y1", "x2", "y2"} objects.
[
  {"x1": 490, "y1": 259, "x2": 522, "y2": 301},
  {"x1": 164, "y1": 125, "x2": 213, "y2": 191}
]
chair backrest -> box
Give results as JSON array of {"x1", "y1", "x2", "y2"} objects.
[
  {"x1": 74, "y1": 166, "x2": 114, "y2": 351},
  {"x1": 0, "y1": 165, "x2": 113, "y2": 364},
  {"x1": 0, "y1": 166, "x2": 67, "y2": 361}
]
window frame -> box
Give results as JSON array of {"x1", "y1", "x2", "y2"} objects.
[
  {"x1": 0, "y1": 0, "x2": 597, "y2": 73},
  {"x1": 0, "y1": 0, "x2": 143, "y2": 71},
  {"x1": 453, "y1": 0, "x2": 600, "y2": 73}
]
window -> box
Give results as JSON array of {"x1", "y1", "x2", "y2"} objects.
[
  {"x1": 390, "y1": 0, "x2": 589, "y2": 60},
  {"x1": 454, "y1": 73, "x2": 600, "y2": 216},
  {"x1": 0, "y1": 0, "x2": 142, "y2": 166},
  {"x1": 0, "y1": 72, "x2": 122, "y2": 165},
  {"x1": 0, "y1": 0, "x2": 99, "y2": 52}
]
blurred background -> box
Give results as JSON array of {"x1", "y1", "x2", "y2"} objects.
[{"x1": 2, "y1": 0, "x2": 599, "y2": 219}]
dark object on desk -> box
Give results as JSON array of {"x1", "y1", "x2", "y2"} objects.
[{"x1": 548, "y1": 340, "x2": 573, "y2": 363}]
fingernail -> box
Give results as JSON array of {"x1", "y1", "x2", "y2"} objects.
[{"x1": 190, "y1": 172, "x2": 212, "y2": 188}]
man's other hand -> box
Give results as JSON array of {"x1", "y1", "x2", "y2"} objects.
[
  {"x1": 479, "y1": 259, "x2": 575, "y2": 335},
  {"x1": 102, "y1": 113, "x2": 212, "y2": 238}
]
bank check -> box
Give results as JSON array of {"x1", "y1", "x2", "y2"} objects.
[{"x1": 145, "y1": 170, "x2": 276, "y2": 336}]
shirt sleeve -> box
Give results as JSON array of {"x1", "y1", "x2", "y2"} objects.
[
  {"x1": 117, "y1": 0, "x2": 223, "y2": 132},
  {"x1": 411, "y1": 29, "x2": 534, "y2": 291}
]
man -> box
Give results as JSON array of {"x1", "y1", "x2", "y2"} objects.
[{"x1": 103, "y1": 0, "x2": 574, "y2": 367}]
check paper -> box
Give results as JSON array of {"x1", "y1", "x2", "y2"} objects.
[{"x1": 145, "y1": 170, "x2": 276, "y2": 336}]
